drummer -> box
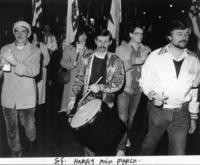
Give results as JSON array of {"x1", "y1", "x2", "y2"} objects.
[{"x1": 67, "y1": 29, "x2": 125, "y2": 156}]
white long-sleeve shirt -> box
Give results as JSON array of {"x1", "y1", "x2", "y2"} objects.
[{"x1": 139, "y1": 44, "x2": 200, "y2": 119}]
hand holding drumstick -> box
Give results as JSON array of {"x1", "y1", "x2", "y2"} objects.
[
  {"x1": 58, "y1": 76, "x2": 102, "y2": 114},
  {"x1": 78, "y1": 76, "x2": 102, "y2": 105}
]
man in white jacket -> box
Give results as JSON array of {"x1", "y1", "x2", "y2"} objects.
[
  {"x1": 0, "y1": 20, "x2": 40, "y2": 157},
  {"x1": 139, "y1": 19, "x2": 200, "y2": 155}
]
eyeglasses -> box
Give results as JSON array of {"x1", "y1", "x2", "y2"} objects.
[{"x1": 133, "y1": 32, "x2": 144, "y2": 36}]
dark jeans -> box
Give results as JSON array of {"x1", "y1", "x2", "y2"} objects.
[
  {"x1": 140, "y1": 103, "x2": 190, "y2": 155},
  {"x1": 2, "y1": 107, "x2": 36, "y2": 154}
]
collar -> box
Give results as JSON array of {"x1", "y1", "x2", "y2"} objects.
[
  {"x1": 76, "y1": 46, "x2": 86, "y2": 54},
  {"x1": 94, "y1": 51, "x2": 107, "y2": 59},
  {"x1": 128, "y1": 42, "x2": 142, "y2": 51},
  {"x1": 167, "y1": 44, "x2": 187, "y2": 61},
  {"x1": 159, "y1": 44, "x2": 187, "y2": 61},
  {"x1": 14, "y1": 41, "x2": 29, "y2": 50},
  {"x1": 12, "y1": 41, "x2": 30, "y2": 51}
]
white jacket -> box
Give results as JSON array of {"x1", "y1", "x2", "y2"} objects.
[{"x1": 139, "y1": 44, "x2": 200, "y2": 119}]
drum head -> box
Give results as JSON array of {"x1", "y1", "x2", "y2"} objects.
[{"x1": 70, "y1": 99, "x2": 101, "y2": 128}]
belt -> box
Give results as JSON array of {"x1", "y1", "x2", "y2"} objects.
[
  {"x1": 162, "y1": 102, "x2": 189, "y2": 113},
  {"x1": 150, "y1": 101, "x2": 189, "y2": 113}
]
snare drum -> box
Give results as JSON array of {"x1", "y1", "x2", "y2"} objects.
[{"x1": 70, "y1": 99, "x2": 125, "y2": 155}]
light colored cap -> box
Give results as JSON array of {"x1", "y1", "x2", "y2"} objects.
[{"x1": 13, "y1": 21, "x2": 31, "y2": 37}]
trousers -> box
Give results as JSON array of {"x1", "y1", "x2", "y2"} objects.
[
  {"x1": 140, "y1": 103, "x2": 190, "y2": 155},
  {"x1": 2, "y1": 107, "x2": 36, "y2": 153}
]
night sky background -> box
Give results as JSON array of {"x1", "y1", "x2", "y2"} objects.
[{"x1": 0, "y1": 0, "x2": 194, "y2": 49}]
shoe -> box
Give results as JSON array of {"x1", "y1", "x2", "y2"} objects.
[
  {"x1": 12, "y1": 150, "x2": 22, "y2": 157},
  {"x1": 116, "y1": 150, "x2": 125, "y2": 156},
  {"x1": 29, "y1": 142, "x2": 34, "y2": 153},
  {"x1": 29, "y1": 140, "x2": 37, "y2": 152},
  {"x1": 126, "y1": 138, "x2": 131, "y2": 147}
]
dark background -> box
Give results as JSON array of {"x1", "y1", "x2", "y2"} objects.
[{"x1": 0, "y1": 0, "x2": 193, "y2": 48}]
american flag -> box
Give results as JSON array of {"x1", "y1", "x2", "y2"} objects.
[
  {"x1": 107, "y1": 0, "x2": 121, "y2": 45},
  {"x1": 32, "y1": 0, "x2": 43, "y2": 28},
  {"x1": 66, "y1": 0, "x2": 79, "y2": 45}
]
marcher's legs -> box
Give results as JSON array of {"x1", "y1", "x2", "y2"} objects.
[
  {"x1": 19, "y1": 108, "x2": 36, "y2": 142},
  {"x1": 61, "y1": 84, "x2": 69, "y2": 110},
  {"x1": 128, "y1": 92, "x2": 142, "y2": 131},
  {"x1": 140, "y1": 104, "x2": 169, "y2": 155},
  {"x1": 167, "y1": 108, "x2": 190, "y2": 155},
  {"x1": 2, "y1": 107, "x2": 22, "y2": 157},
  {"x1": 117, "y1": 92, "x2": 130, "y2": 154},
  {"x1": 84, "y1": 147, "x2": 95, "y2": 156}
]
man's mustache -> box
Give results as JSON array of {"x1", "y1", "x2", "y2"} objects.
[
  {"x1": 99, "y1": 46, "x2": 106, "y2": 49},
  {"x1": 179, "y1": 40, "x2": 187, "y2": 43},
  {"x1": 17, "y1": 36, "x2": 22, "y2": 39}
]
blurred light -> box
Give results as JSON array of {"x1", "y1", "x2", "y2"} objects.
[
  {"x1": 158, "y1": 16, "x2": 162, "y2": 19},
  {"x1": 143, "y1": 11, "x2": 146, "y2": 15},
  {"x1": 90, "y1": 18, "x2": 95, "y2": 26},
  {"x1": 90, "y1": 18, "x2": 94, "y2": 22},
  {"x1": 181, "y1": 10, "x2": 185, "y2": 13},
  {"x1": 169, "y1": 4, "x2": 173, "y2": 8}
]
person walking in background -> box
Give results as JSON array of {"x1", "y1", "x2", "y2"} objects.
[
  {"x1": 139, "y1": 19, "x2": 200, "y2": 155},
  {"x1": 115, "y1": 25, "x2": 151, "y2": 156},
  {"x1": 31, "y1": 28, "x2": 50, "y2": 108},
  {"x1": 60, "y1": 29, "x2": 92, "y2": 113},
  {"x1": 43, "y1": 25, "x2": 58, "y2": 55},
  {"x1": 0, "y1": 20, "x2": 40, "y2": 157},
  {"x1": 43, "y1": 25, "x2": 61, "y2": 95}
]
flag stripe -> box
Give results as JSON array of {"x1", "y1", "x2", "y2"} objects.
[{"x1": 32, "y1": 0, "x2": 43, "y2": 28}]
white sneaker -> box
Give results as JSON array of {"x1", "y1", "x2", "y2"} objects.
[
  {"x1": 116, "y1": 150, "x2": 125, "y2": 156},
  {"x1": 126, "y1": 138, "x2": 131, "y2": 147}
]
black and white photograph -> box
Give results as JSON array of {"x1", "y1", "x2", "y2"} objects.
[{"x1": 0, "y1": 0, "x2": 200, "y2": 164}]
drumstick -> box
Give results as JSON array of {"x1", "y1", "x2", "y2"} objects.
[
  {"x1": 58, "y1": 76, "x2": 102, "y2": 114},
  {"x1": 78, "y1": 76, "x2": 102, "y2": 105},
  {"x1": 75, "y1": 52, "x2": 79, "y2": 62}
]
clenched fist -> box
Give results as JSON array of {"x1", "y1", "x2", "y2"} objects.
[{"x1": 88, "y1": 84, "x2": 100, "y2": 93}]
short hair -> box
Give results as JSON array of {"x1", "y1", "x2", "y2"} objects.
[
  {"x1": 95, "y1": 29, "x2": 112, "y2": 41},
  {"x1": 166, "y1": 19, "x2": 191, "y2": 36},
  {"x1": 129, "y1": 25, "x2": 144, "y2": 34}
]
